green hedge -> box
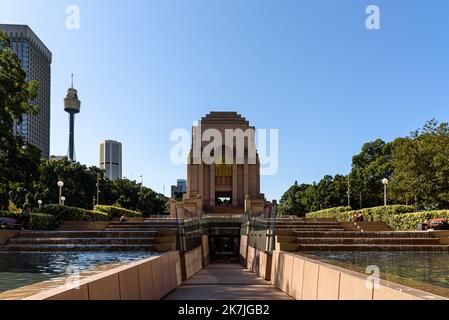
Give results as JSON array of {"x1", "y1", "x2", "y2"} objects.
[
  {"x1": 29, "y1": 213, "x2": 58, "y2": 230},
  {"x1": 305, "y1": 206, "x2": 352, "y2": 219},
  {"x1": 0, "y1": 210, "x2": 57, "y2": 230},
  {"x1": 384, "y1": 210, "x2": 449, "y2": 231},
  {"x1": 346, "y1": 205, "x2": 415, "y2": 223},
  {"x1": 35, "y1": 204, "x2": 109, "y2": 222},
  {"x1": 94, "y1": 205, "x2": 142, "y2": 218},
  {"x1": 306, "y1": 205, "x2": 415, "y2": 222}
]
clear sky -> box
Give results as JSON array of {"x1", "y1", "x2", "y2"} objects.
[{"x1": 1, "y1": 0, "x2": 448, "y2": 200}]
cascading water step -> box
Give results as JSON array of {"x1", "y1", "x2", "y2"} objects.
[
  {"x1": 294, "y1": 244, "x2": 449, "y2": 251},
  {"x1": 8, "y1": 237, "x2": 156, "y2": 245},
  {"x1": 294, "y1": 231, "x2": 435, "y2": 238},
  {"x1": 0, "y1": 244, "x2": 155, "y2": 252},
  {"x1": 295, "y1": 237, "x2": 441, "y2": 245},
  {"x1": 17, "y1": 231, "x2": 159, "y2": 238}
]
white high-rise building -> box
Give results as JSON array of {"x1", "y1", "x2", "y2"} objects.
[{"x1": 99, "y1": 140, "x2": 122, "y2": 180}]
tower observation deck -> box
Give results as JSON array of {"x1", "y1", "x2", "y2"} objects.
[{"x1": 64, "y1": 74, "x2": 81, "y2": 162}]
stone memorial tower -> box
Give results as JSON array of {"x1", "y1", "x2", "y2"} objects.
[{"x1": 171, "y1": 112, "x2": 267, "y2": 217}]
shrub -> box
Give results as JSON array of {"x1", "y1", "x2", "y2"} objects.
[
  {"x1": 29, "y1": 213, "x2": 58, "y2": 230},
  {"x1": 0, "y1": 210, "x2": 18, "y2": 219},
  {"x1": 94, "y1": 205, "x2": 142, "y2": 218},
  {"x1": 306, "y1": 205, "x2": 415, "y2": 222},
  {"x1": 305, "y1": 206, "x2": 352, "y2": 219},
  {"x1": 35, "y1": 204, "x2": 109, "y2": 222},
  {"x1": 384, "y1": 210, "x2": 449, "y2": 231},
  {"x1": 0, "y1": 210, "x2": 57, "y2": 230},
  {"x1": 354, "y1": 205, "x2": 415, "y2": 222}
]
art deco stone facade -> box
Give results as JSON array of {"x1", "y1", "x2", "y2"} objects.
[{"x1": 185, "y1": 112, "x2": 263, "y2": 210}]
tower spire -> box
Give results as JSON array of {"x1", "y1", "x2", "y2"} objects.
[{"x1": 64, "y1": 74, "x2": 81, "y2": 162}]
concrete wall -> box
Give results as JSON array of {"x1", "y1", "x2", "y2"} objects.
[
  {"x1": 57, "y1": 221, "x2": 110, "y2": 231},
  {"x1": 239, "y1": 234, "x2": 248, "y2": 264},
  {"x1": 22, "y1": 251, "x2": 181, "y2": 300},
  {"x1": 246, "y1": 245, "x2": 271, "y2": 281},
  {"x1": 0, "y1": 231, "x2": 18, "y2": 245},
  {"x1": 201, "y1": 235, "x2": 210, "y2": 266},
  {"x1": 182, "y1": 246, "x2": 203, "y2": 280},
  {"x1": 271, "y1": 251, "x2": 447, "y2": 300}
]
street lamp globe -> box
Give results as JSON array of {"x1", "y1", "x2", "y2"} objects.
[
  {"x1": 382, "y1": 178, "x2": 389, "y2": 185},
  {"x1": 57, "y1": 181, "x2": 64, "y2": 188},
  {"x1": 61, "y1": 196, "x2": 66, "y2": 201}
]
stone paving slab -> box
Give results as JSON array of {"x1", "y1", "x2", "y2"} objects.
[
  {"x1": 205, "y1": 263, "x2": 242, "y2": 269},
  {"x1": 165, "y1": 263, "x2": 292, "y2": 300},
  {"x1": 165, "y1": 284, "x2": 292, "y2": 300},
  {"x1": 183, "y1": 268, "x2": 269, "y2": 285}
]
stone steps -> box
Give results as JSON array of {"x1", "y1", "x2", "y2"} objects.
[
  {"x1": 8, "y1": 237, "x2": 156, "y2": 245},
  {"x1": 104, "y1": 227, "x2": 175, "y2": 232},
  {"x1": 109, "y1": 222, "x2": 178, "y2": 227},
  {"x1": 272, "y1": 221, "x2": 339, "y2": 225},
  {"x1": 294, "y1": 231, "x2": 434, "y2": 238},
  {"x1": 17, "y1": 231, "x2": 158, "y2": 238},
  {"x1": 295, "y1": 244, "x2": 449, "y2": 251},
  {"x1": 293, "y1": 228, "x2": 346, "y2": 232},
  {"x1": 296, "y1": 237, "x2": 441, "y2": 245},
  {"x1": 0, "y1": 244, "x2": 155, "y2": 252},
  {"x1": 273, "y1": 223, "x2": 341, "y2": 227}
]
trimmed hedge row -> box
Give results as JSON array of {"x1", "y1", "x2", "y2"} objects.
[
  {"x1": 306, "y1": 205, "x2": 415, "y2": 222},
  {"x1": 0, "y1": 210, "x2": 57, "y2": 230},
  {"x1": 349, "y1": 205, "x2": 415, "y2": 223},
  {"x1": 34, "y1": 204, "x2": 109, "y2": 222},
  {"x1": 305, "y1": 205, "x2": 449, "y2": 230},
  {"x1": 385, "y1": 211, "x2": 449, "y2": 231},
  {"x1": 305, "y1": 206, "x2": 353, "y2": 219},
  {"x1": 94, "y1": 205, "x2": 142, "y2": 218}
]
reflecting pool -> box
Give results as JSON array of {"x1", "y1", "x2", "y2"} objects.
[
  {"x1": 304, "y1": 251, "x2": 449, "y2": 296},
  {"x1": 0, "y1": 252, "x2": 155, "y2": 293}
]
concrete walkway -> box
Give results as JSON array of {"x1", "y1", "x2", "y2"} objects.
[{"x1": 164, "y1": 263, "x2": 292, "y2": 300}]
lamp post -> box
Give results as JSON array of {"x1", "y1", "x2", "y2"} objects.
[
  {"x1": 38, "y1": 200, "x2": 43, "y2": 209},
  {"x1": 57, "y1": 180, "x2": 64, "y2": 205},
  {"x1": 382, "y1": 178, "x2": 389, "y2": 207},
  {"x1": 61, "y1": 196, "x2": 66, "y2": 206},
  {"x1": 96, "y1": 173, "x2": 100, "y2": 206}
]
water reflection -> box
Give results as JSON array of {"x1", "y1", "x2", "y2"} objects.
[
  {"x1": 0, "y1": 252, "x2": 154, "y2": 292},
  {"x1": 307, "y1": 251, "x2": 449, "y2": 290}
]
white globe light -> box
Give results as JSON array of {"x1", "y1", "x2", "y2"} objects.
[
  {"x1": 382, "y1": 178, "x2": 389, "y2": 185},
  {"x1": 61, "y1": 196, "x2": 66, "y2": 201},
  {"x1": 38, "y1": 200, "x2": 42, "y2": 204},
  {"x1": 57, "y1": 181, "x2": 64, "y2": 188}
]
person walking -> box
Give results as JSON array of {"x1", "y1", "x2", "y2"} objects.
[{"x1": 21, "y1": 203, "x2": 32, "y2": 230}]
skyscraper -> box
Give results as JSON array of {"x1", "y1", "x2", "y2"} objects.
[
  {"x1": 171, "y1": 179, "x2": 187, "y2": 199},
  {"x1": 64, "y1": 75, "x2": 81, "y2": 161},
  {"x1": 99, "y1": 140, "x2": 122, "y2": 180},
  {"x1": 0, "y1": 24, "x2": 52, "y2": 158}
]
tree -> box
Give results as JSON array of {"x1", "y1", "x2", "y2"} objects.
[
  {"x1": 0, "y1": 31, "x2": 39, "y2": 210},
  {"x1": 278, "y1": 182, "x2": 310, "y2": 216},
  {"x1": 391, "y1": 120, "x2": 449, "y2": 209},
  {"x1": 350, "y1": 139, "x2": 393, "y2": 208}
]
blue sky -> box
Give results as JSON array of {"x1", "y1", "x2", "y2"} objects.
[{"x1": 1, "y1": 0, "x2": 448, "y2": 200}]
